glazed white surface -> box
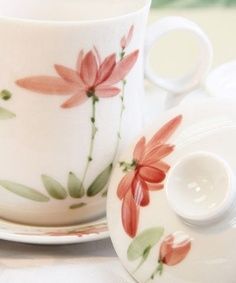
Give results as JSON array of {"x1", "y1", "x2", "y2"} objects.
[
  {"x1": 1, "y1": 7, "x2": 236, "y2": 283},
  {"x1": 0, "y1": 0, "x2": 213, "y2": 226},
  {"x1": 166, "y1": 151, "x2": 235, "y2": 225},
  {"x1": 0, "y1": 0, "x2": 148, "y2": 225},
  {"x1": 0, "y1": 0, "x2": 149, "y2": 21},
  {"x1": 108, "y1": 97, "x2": 236, "y2": 283}
]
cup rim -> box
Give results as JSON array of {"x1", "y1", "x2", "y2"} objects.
[{"x1": 0, "y1": 0, "x2": 151, "y2": 26}]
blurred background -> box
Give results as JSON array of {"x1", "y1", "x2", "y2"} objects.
[
  {"x1": 148, "y1": 0, "x2": 236, "y2": 81},
  {"x1": 152, "y1": 0, "x2": 236, "y2": 8}
]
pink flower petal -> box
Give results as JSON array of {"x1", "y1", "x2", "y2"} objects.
[
  {"x1": 126, "y1": 25, "x2": 134, "y2": 48},
  {"x1": 144, "y1": 158, "x2": 170, "y2": 173},
  {"x1": 80, "y1": 51, "x2": 98, "y2": 87},
  {"x1": 160, "y1": 235, "x2": 174, "y2": 263},
  {"x1": 132, "y1": 176, "x2": 150, "y2": 207},
  {"x1": 76, "y1": 50, "x2": 84, "y2": 73},
  {"x1": 120, "y1": 25, "x2": 134, "y2": 49},
  {"x1": 138, "y1": 166, "x2": 166, "y2": 183},
  {"x1": 133, "y1": 137, "x2": 146, "y2": 163},
  {"x1": 16, "y1": 76, "x2": 76, "y2": 95},
  {"x1": 160, "y1": 234, "x2": 191, "y2": 266},
  {"x1": 102, "y1": 50, "x2": 139, "y2": 85},
  {"x1": 54, "y1": 64, "x2": 85, "y2": 86},
  {"x1": 96, "y1": 54, "x2": 116, "y2": 85},
  {"x1": 93, "y1": 46, "x2": 102, "y2": 67},
  {"x1": 146, "y1": 115, "x2": 182, "y2": 153},
  {"x1": 117, "y1": 171, "x2": 135, "y2": 200},
  {"x1": 143, "y1": 144, "x2": 175, "y2": 165},
  {"x1": 122, "y1": 191, "x2": 139, "y2": 238},
  {"x1": 61, "y1": 89, "x2": 88, "y2": 108},
  {"x1": 95, "y1": 86, "x2": 120, "y2": 98},
  {"x1": 154, "y1": 161, "x2": 170, "y2": 173},
  {"x1": 147, "y1": 183, "x2": 164, "y2": 191}
]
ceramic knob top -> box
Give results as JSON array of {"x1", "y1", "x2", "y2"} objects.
[{"x1": 166, "y1": 151, "x2": 236, "y2": 226}]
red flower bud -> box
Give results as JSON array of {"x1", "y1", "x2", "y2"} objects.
[
  {"x1": 120, "y1": 25, "x2": 134, "y2": 50},
  {"x1": 159, "y1": 232, "x2": 191, "y2": 266}
]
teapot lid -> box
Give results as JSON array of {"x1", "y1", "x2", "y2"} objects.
[{"x1": 107, "y1": 97, "x2": 236, "y2": 283}]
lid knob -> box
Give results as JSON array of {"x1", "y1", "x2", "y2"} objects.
[{"x1": 166, "y1": 152, "x2": 236, "y2": 225}]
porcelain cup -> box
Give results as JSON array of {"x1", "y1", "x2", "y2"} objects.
[{"x1": 0, "y1": 0, "x2": 212, "y2": 226}]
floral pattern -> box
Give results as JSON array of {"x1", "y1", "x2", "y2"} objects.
[
  {"x1": 112, "y1": 25, "x2": 136, "y2": 163},
  {"x1": 47, "y1": 223, "x2": 108, "y2": 237},
  {"x1": 117, "y1": 115, "x2": 183, "y2": 238},
  {"x1": 11, "y1": 219, "x2": 108, "y2": 240},
  {"x1": 120, "y1": 115, "x2": 191, "y2": 279},
  {"x1": 120, "y1": 25, "x2": 134, "y2": 51},
  {"x1": 127, "y1": 227, "x2": 191, "y2": 280},
  {"x1": 16, "y1": 46, "x2": 138, "y2": 109},
  {"x1": 159, "y1": 233, "x2": 191, "y2": 266},
  {"x1": 15, "y1": 25, "x2": 139, "y2": 199},
  {"x1": 151, "y1": 232, "x2": 191, "y2": 279},
  {"x1": 0, "y1": 166, "x2": 112, "y2": 206}
]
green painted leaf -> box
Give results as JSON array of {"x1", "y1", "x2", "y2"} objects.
[
  {"x1": 41, "y1": 175, "x2": 67, "y2": 200},
  {"x1": 0, "y1": 89, "x2": 12, "y2": 101},
  {"x1": 87, "y1": 164, "x2": 113, "y2": 197},
  {"x1": 127, "y1": 227, "x2": 164, "y2": 261},
  {"x1": 0, "y1": 180, "x2": 49, "y2": 202},
  {"x1": 70, "y1": 202, "x2": 86, "y2": 209},
  {"x1": 0, "y1": 107, "x2": 15, "y2": 119},
  {"x1": 68, "y1": 172, "x2": 85, "y2": 198}
]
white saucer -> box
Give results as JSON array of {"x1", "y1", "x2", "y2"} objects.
[{"x1": 0, "y1": 216, "x2": 108, "y2": 245}]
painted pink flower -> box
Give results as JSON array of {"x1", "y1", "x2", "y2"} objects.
[
  {"x1": 120, "y1": 25, "x2": 134, "y2": 50},
  {"x1": 48, "y1": 224, "x2": 108, "y2": 237},
  {"x1": 121, "y1": 190, "x2": 140, "y2": 238},
  {"x1": 149, "y1": 232, "x2": 191, "y2": 279},
  {"x1": 16, "y1": 47, "x2": 139, "y2": 108},
  {"x1": 159, "y1": 233, "x2": 191, "y2": 266},
  {"x1": 117, "y1": 115, "x2": 182, "y2": 238}
]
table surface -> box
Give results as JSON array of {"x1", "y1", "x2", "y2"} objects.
[
  {"x1": 1, "y1": 8, "x2": 236, "y2": 283},
  {"x1": 0, "y1": 239, "x2": 135, "y2": 283}
]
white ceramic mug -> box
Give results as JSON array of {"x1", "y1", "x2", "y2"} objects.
[{"x1": 0, "y1": 0, "x2": 212, "y2": 226}]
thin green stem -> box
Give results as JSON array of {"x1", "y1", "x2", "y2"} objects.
[
  {"x1": 80, "y1": 95, "x2": 98, "y2": 189},
  {"x1": 133, "y1": 245, "x2": 152, "y2": 274},
  {"x1": 150, "y1": 261, "x2": 164, "y2": 280},
  {"x1": 101, "y1": 50, "x2": 127, "y2": 196},
  {"x1": 111, "y1": 49, "x2": 127, "y2": 164},
  {"x1": 144, "y1": 261, "x2": 164, "y2": 283},
  {"x1": 111, "y1": 79, "x2": 126, "y2": 162}
]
